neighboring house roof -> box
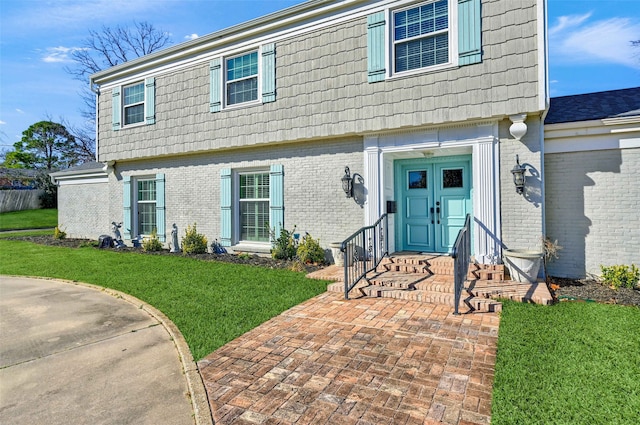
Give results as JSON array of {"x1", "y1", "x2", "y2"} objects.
[
  {"x1": 545, "y1": 87, "x2": 640, "y2": 124},
  {"x1": 0, "y1": 168, "x2": 39, "y2": 178}
]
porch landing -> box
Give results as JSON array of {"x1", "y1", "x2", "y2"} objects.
[{"x1": 307, "y1": 254, "x2": 554, "y2": 313}]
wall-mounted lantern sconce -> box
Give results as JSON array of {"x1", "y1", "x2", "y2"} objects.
[
  {"x1": 511, "y1": 155, "x2": 526, "y2": 194},
  {"x1": 341, "y1": 166, "x2": 353, "y2": 198},
  {"x1": 341, "y1": 166, "x2": 364, "y2": 199}
]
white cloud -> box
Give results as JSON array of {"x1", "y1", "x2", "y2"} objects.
[
  {"x1": 42, "y1": 46, "x2": 86, "y2": 63},
  {"x1": 184, "y1": 33, "x2": 199, "y2": 41},
  {"x1": 549, "y1": 13, "x2": 592, "y2": 36},
  {"x1": 550, "y1": 13, "x2": 640, "y2": 69},
  {"x1": 0, "y1": 120, "x2": 6, "y2": 125},
  {"x1": 15, "y1": 109, "x2": 24, "y2": 114}
]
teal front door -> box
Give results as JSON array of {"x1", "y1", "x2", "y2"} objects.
[{"x1": 395, "y1": 156, "x2": 472, "y2": 253}]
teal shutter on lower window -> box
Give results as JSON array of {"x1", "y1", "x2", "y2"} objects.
[
  {"x1": 145, "y1": 77, "x2": 156, "y2": 125},
  {"x1": 458, "y1": 0, "x2": 482, "y2": 66},
  {"x1": 210, "y1": 58, "x2": 222, "y2": 112},
  {"x1": 220, "y1": 168, "x2": 232, "y2": 246},
  {"x1": 155, "y1": 173, "x2": 165, "y2": 242},
  {"x1": 123, "y1": 176, "x2": 131, "y2": 239},
  {"x1": 269, "y1": 165, "x2": 284, "y2": 238},
  {"x1": 112, "y1": 87, "x2": 121, "y2": 131},
  {"x1": 367, "y1": 12, "x2": 386, "y2": 83},
  {"x1": 261, "y1": 43, "x2": 276, "y2": 103}
]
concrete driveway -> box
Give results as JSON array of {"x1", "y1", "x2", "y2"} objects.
[{"x1": 0, "y1": 276, "x2": 212, "y2": 425}]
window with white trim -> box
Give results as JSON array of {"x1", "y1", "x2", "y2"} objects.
[
  {"x1": 393, "y1": 0, "x2": 450, "y2": 73},
  {"x1": 238, "y1": 171, "x2": 270, "y2": 242},
  {"x1": 123, "y1": 82, "x2": 145, "y2": 125},
  {"x1": 136, "y1": 178, "x2": 157, "y2": 236},
  {"x1": 226, "y1": 51, "x2": 259, "y2": 106}
]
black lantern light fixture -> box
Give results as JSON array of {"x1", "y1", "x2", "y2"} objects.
[
  {"x1": 341, "y1": 166, "x2": 353, "y2": 198},
  {"x1": 511, "y1": 155, "x2": 526, "y2": 194}
]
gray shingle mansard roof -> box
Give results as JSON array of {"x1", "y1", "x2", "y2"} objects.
[{"x1": 545, "y1": 87, "x2": 640, "y2": 125}]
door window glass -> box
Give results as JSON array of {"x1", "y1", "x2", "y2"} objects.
[
  {"x1": 442, "y1": 168, "x2": 463, "y2": 188},
  {"x1": 408, "y1": 170, "x2": 427, "y2": 189}
]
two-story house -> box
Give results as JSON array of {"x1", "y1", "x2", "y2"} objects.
[{"x1": 53, "y1": 0, "x2": 549, "y2": 269}]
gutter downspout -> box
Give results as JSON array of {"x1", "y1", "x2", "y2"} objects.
[
  {"x1": 90, "y1": 79, "x2": 100, "y2": 162},
  {"x1": 539, "y1": 0, "x2": 550, "y2": 240}
]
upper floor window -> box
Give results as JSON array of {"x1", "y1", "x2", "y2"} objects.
[
  {"x1": 393, "y1": 0, "x2": 449, "y2": 73},
  {"x1": 123, "y1": 82, "x2": 145, "y2": 125},
  {"x1": 367, "y1": 0, "x2": 481, "y2": 83},
  {"x1": 112, "y1": 77, "x2": 155, "y2": 131},
  {"x1": 209, "y1": 43, "x2": 276, "y2": 113},
  {"x1": 226, "y1": 51, "x2": 259, "y2": 106}
]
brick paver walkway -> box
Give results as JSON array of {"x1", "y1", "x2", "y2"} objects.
[{"x1": 198, "y1": 292, "x2": 499, "y2": 424}]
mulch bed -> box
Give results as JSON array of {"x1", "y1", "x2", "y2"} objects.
[
  {"x1": 10, "y1": 236, "x2": 640, "y2": 307},
  {"x1": 9, "y1": 236, "x2": 324, "y2": 273},
  {"x1": 551, "y1": 277, "x2": 640, "y2": 307}
]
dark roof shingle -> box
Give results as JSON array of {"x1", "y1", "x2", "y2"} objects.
[{"x1": 545, "y1": 87, "x2": 640, "y2": 125}]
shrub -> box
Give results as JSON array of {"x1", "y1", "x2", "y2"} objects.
[
  {"x1": 53, "y1": 226, "x2": 66, "y2": 240},
  {"x1": 600, "y1": 264, "x2": 639, "y2": 289},
  {"x1": 297, "y1": 233, "x2": 325, "y2": 264},
  {"x1": 182, "y1": 223, "x2": 208, "y2": 254},
  {"x1": 142, "y1": 229, "x2": 163, "y2": 252},
  {"x1": 270, "y1": 226, "x2": 297, "y2": 260}
]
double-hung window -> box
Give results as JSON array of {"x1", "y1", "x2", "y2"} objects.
[
  {"x1": 220, "y1": 165, "x2": 283, "y2": 248},
  {"x1": 368, "y1": 0, "x2": 481, "y2": 82},
  {"x1": 393, "y1": 0, "x2": 450, "y2": 73},
  {"x1": 226, "y1": 51, "x2": 259, "y2": 106},
  {"x1": 123, "y1": 82, "x2": 145, "y2": 125},
  {"x1": 239, "y1": 172, "x2": 270, "y2": 242},
  {"x1": 210, "y1": 43, "x2": 276, "y2": 112},
  {"x1": 136, "y1": 178, "x2": 157, "y2": 236},
  {"x1": 112, "y1": 77, "x2": 155, "y2": 130}
]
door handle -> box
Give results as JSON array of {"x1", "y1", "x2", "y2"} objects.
[
  {"x1": 430, "y1": 207, "x2": 434, "y2": 224},
  {"x1": 436, "y1": 207, "x2": 440, "y2": 224}
]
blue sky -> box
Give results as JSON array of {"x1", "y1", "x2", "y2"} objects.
[{"x1": 1, "y1": 0, "x2": 639, "y2": 149}]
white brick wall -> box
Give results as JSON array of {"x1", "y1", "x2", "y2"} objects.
[
  {"x1": 499, "y1": 117, "x2": 544, "y2": 251},
  {"x1": 111, "y1": 138, "x2": 365, "y2": 250},
  {"x1": 545, "y1": 148, "x2": 640, "y2": 278},
  {"x1": 58, "y1": 182, "x2": 110, "y2": 239}
]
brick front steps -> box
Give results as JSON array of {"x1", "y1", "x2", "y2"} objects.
[{"x1": 309, "y1": 254, "x2": 554, "y2": 313}]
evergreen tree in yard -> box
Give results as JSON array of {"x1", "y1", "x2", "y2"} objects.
[
  {"x1": 5, "y1": 121, "x2": 78, "y2": 171},
  {"x1": 3, "y1": 121, "x2": 84, "y2": 208}
]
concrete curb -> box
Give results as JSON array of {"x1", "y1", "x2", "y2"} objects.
[{"x1": 4, "y1": 275, "x2": 214, "y2": 425}]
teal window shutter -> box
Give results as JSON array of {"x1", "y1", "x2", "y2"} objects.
[
  {"x1": 145, "y1": 77, "x2": 156, "y2": 124},
  {"x1": 458, "y1": 0, "x2": 482, "y2": 65},
  {"x1": 155, "y1": 173, "x2": 166, "y2": 242},
  {"x1": 261, "y1": 43, "x2": 276, "y2": 103},
  {"x1": 220, "y1": 168, "x2": 232, "y2": 246},
  {"x1": 112, "y1": 87, "x2": 121, "y2": 131},
  {"x1": 123, "y1": 176, "x2": 131, "y2": 239},
  {"x1": 269, "y1": 164, "x2": 284, "y2": 238},
  {"x1": 367, "y1": 12, "x2": 386, "y2": 83},
  {"x1": 210, "y1": 58, "x2": 222, "y2": 112}
]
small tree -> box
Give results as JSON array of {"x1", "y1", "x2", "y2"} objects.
[{"x1": 5, "y1": 121, "x2": 78, "y2": 171}]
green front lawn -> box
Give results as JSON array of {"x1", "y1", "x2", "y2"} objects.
[
  {"x1": 0, "y1": 208, "x2": 58, "y2": 230},
  {"x1": 492, "y1": 301, "x2": 640, "y2": 424},
  {"x1": 0, "y1": 238, "x2": 328, "y2": 360}
]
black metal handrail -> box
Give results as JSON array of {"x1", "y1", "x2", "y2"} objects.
[
  {"x1": 451, "y1": 214, "x2": 471, "y2": 315},
  {"x1": 341, "y1": 214, "x2": 389, "y2": 299}
]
